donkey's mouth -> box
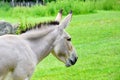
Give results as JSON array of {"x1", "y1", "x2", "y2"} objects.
[{"x1": 65, "y1": 57, "x2": 78, "y2": 67}]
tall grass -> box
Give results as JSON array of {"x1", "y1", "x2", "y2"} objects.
[
  {"x1": 0, "y1": 0, "x2": 120, "y2": 18},
  {"x1": 0, "y1": 1, "x2": 95, "y2": 18},
  {"x1": 0, "y1": 2, "x2": 11, "y2": 11},
  {"x1": 95, "y1": 0, "x2": 120, "y2": 10}
]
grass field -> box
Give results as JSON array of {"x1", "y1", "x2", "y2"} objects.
[{"x1": 1, "y1": 11, "x2": 120, "y2": 80}]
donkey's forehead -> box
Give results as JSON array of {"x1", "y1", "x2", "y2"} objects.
[{"x1": 63, "y1": 30, "x2": 71, "y2": 38}]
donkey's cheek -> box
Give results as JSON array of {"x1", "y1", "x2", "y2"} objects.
[{"x1": 68, "y1": 45, "x2": 72, "y2": 51}]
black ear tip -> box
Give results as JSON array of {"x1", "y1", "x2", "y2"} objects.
[
  {"x1": 69, "y1": 10, "x2": 72, "y2": 14},
  {"x1": 59, "y1": 9, "x2": 63, "y2": 13}
]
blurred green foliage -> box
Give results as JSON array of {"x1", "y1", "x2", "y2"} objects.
[{"x1": 0, "y1": 0, "x2": 120, "y2": 18}]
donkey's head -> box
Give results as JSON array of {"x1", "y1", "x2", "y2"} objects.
[{"x1": 52, "y1": 10, "x2": 78, "y2": 67}]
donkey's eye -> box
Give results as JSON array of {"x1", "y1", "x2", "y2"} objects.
[{"x1": 67, "y1": 38, "x2": 71, "y2": 41}]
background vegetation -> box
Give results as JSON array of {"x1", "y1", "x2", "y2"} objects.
[
  {"x1": 0, "y1": 0, "x2": 120, "y2": 80},
  {"x1": 0, "y1": 0, "x2": 120, "y2": 18}
]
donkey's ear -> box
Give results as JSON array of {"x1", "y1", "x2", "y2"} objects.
[
  {"x1": 55, "y1": 9, "x2": 63, "y2": 22},
  {"x1": 59, "y1": 10, "x2": 72, "y2": 30}
]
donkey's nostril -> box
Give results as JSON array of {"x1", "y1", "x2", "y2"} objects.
[
  {"x1": 69, "y1": 59, "x2": 75, "y2": 65},
  {"x1": 69, "y1": 57, "x2": 78, "y2": 65}
]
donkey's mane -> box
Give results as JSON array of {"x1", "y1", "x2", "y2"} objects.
[{"x1": 20, "y1": 21, "x2": 59, "y2": 34}]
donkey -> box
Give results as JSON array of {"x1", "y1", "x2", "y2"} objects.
[{"x1": 0, "y1": 10, "x2": 78, "y2": 80}]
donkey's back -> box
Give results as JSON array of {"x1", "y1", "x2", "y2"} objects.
[{"x1": 0, "y1": 35, "x2": 37, "y2": 80}]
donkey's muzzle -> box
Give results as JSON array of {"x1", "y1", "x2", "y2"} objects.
[
  {"x1": 70, "y1": 57, "x2": 78, "y2": 65},
  {"x1": 66, "y1": 57, "x2": 78, "y2": 67}
]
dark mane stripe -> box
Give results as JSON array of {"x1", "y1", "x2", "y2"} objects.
[{"x1": 20, "y1": 21, "x2": 59, "y2": 34}]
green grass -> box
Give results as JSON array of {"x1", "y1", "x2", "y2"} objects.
[{"x1": 1, "y1": 11, "x2": 120, "y2": 80}]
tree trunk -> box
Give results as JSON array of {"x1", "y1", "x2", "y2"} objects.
[
  {"x1": 11, "y1": 0, "x2": 14, "y2": 7},
  {"x1": 36, "y1": 0, "x2": 38, "y2": 4}
]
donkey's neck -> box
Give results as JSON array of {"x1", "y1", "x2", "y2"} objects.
[
  {"x1": 21, "y1": 27, "x2": 55, "y2": 39},
  {"x1": 21, "y1": 27, "x2": 58, "y2": 64}
]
